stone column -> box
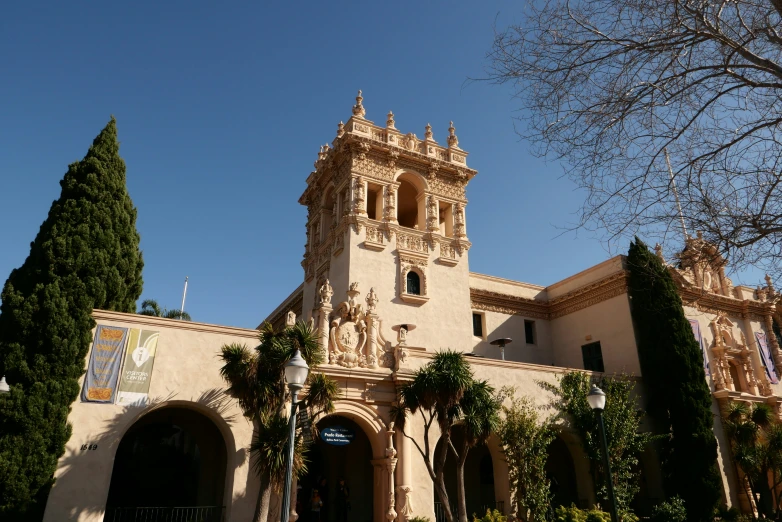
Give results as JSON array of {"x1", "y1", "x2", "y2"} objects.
[
  {"x1": 395, "y1": 427, "x2": 414, "y2": 522},
  {"x1": 384, "y1": 184, "x2": 398, "y2": 224},
  {"x1": 367, "y1": 313, "x2": 379, "y2": 369}
]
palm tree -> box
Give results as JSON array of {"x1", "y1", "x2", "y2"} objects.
[
  {"x1": 454, "y1": 380, "x2": 501, "y2": 522},
  {"x1": 723, "y1": 401, "x2": 782, "y2": 518},
  {"x1": 219, "y1": 321, "x2": 339, "y2": 522},
  {"x1": 138, "y1": 299, "x2": 192, "y2": 320},
  {"x1": 392, "y1": 350, "x2": 492, "y2": 522}
]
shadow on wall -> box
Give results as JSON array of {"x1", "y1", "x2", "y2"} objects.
[{"x1": 50, "y1": 388, "x2": 246, "y2": 522}]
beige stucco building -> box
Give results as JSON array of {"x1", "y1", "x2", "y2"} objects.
[{"x1": 43, "y1": 93, "x2": 782, "y2": 522}]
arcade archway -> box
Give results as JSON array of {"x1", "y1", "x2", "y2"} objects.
[
  {"x1": 105, "y1": 407, "x2": 227, "y2": 521},
  {"x1": 437, "y1": 429, "x2": 498, "y2": 519},
  {"x1": 299, "y1": 415, "x2": 374, "y2": 522},
  {"x1": 546, "y1": 435, "x2": 579, "y2": 509}
]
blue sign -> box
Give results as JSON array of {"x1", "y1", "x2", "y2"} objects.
[{"x1": 320, "y1": 426, "x2": 355, "y2": 446}]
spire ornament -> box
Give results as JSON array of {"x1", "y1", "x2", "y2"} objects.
[
  {"x1": 387, "y1": 111, "x2": 396, "y2": 129},
  {"x1": 424, "y1": 123, "x2": 434, "y2": 141},
  {"x1": 352, "y1": 90, "x2": 366, "y2": 118},
  {"x1": 447, "y1": 121, "x2": 459, "y2": 149},
  {"x1": 337, "y1": 121, "x2": 345, "y2": 137}
]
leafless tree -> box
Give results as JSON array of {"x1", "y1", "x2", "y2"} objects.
[{"x1": 485, "y1": 0, "x2": 782, "y2": 272}]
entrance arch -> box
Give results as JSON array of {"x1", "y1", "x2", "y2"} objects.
[
  {"x1": 105, "y1": 406, "x2": 228, "y2": 520},
  {"x1": 300, "y1": 415, "x2": 374, "y2": 522}
]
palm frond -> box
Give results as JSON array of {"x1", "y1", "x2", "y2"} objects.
[
  {"x1": 163, "y1": 309, "x2": 191, "y2": 321},
  {"x1": 303, "y1": 372, "x2": 339, "y2": 418}
]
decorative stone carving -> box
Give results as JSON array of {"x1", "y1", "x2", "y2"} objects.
[
  {"x1": 384, "y1": 185, "x2": 397, "y2": 222},
  {"x1": 397, "y1": 233, "x2": 428, "y2": 254},
  {"x1": 427, "y1": 196, "x2": 439, "y2": 232},
  {"x1": 396, "y1": 485, "x2": 414, "y2": 522},
  {"x1": 453, "y1": 203, "x2": 466, "y2": 238},
  {"x1": 328, "y1": 283, "x2": 387, "y2": 369},
  {"x1": 387, "y1": 111, "x2": 396, "y2": 129},
  {"x1": 352, "y1": 90, "x2": 366, "y2": 118},
  {"x1": 709, "y1": 314, "x2": 765, "y2": 395},
  {"x1": 366, "y1": 287, "x2": 379, "y2": 311},
  {"x1": 354, "y1": 177, "x2": 366, "y2": 214},
  {"x1": 318, "y1": 279, "x2": 333, "y2": 306},
  {"x1": 286, "y1": 310, "x2": 296, "y2": 327},
  {"x1": 427, "y1": 164, "x2": 439, "y2": 181},
  {"x1": 387, "y1": 150, "x2": 399, "y2": 169},
  {"x1": 424, "y1": 123, "x2": 434, "y2": 141},
  {"x1": 337, "y1": 121, "x2": 345, "y2": 137},
  {"x1": 447, "y1": 121, "x2": 459, "y2": 149},
  {"x1": 403, "y1": 133, "x2": 417, "y2": 151}
]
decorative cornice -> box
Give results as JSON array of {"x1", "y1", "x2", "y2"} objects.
[
  {"x1": 93, "y1": 309, "x2": 260, "y2": 339},
  {"x1": 470, "y1": 271, "x2": 629, "y2": 320}
]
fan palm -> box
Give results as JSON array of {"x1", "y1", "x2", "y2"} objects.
[
  {"x1": 137, "y1": 299, "x2": 191, "y2": 320},
  {"x1": 723, "y1": 401, "x2": 782, "y2": 518},
  {"x1": 219, "y1": 321, "x2": 339, "y2": 522}
]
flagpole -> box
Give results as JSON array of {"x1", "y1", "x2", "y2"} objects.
[
  {"x1": 664, "y1": 147, "x2": 689, "y2": 240},
  {"x1": 180, "y1": 276, "x2": 188, "y2": 319}
]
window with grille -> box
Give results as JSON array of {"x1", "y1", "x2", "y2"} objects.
[{"x1": 406, "y1": 271, "x2": 421, "y2": 295}]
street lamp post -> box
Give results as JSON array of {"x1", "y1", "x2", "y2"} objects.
[
  {"x1": 587, "y1": 384, "x2": 619, "y2": 522},
  {"x1": 280, "y1": 350, "x2": 310, "y2": 522}
]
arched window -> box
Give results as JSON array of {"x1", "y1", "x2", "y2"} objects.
[{"x1": 406, "y1": 271, "x2": 421, "y2": 295}]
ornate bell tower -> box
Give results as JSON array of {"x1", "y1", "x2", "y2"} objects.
[{"x1": 298, "y1": 91, "x2": 478, "y2": 357}]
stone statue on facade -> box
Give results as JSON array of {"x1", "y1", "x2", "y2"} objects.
[{"x1": 319, "y1": 279, "x2": 333, "y2": 306}]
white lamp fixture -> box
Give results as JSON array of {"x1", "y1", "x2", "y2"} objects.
[
  {"x1": 0, "y1": 376, "x2": 9, "y2": 394},
  {"x1": 587, "y1": 384, "x2": 606, "y2": 411},
  {"x1": 284, "y1": 350, "x2": 310, "y2": 391}
]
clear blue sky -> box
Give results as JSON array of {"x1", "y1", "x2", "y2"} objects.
[{"x1": 0, "y1": 2, "x2": 765, "y2": 329}]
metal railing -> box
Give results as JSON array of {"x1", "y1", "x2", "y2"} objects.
[
  {"x1": 105, "y1": 506, "x2": 225, "y2": 522},
  {"x1": 434, "y1": 501, "x2": 504, "y2": 522}
]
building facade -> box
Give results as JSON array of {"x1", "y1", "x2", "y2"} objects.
[{"x1": 43, "y1": 93, "x2": 782, "y2": 521}]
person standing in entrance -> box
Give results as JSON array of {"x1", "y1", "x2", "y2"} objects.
[
  {"x1": 310, "y1": 489, "x2": 323, "y2": 522},
  {"x1": 336, "y1": 478, "x2": 350, "y2": 522}
]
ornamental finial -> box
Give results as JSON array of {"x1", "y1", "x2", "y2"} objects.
[
  {"x1": 425, "y1": 123, "x2": 434, "y2": 141},
  {"x1": 387, "y1": 111, "x2": 396, "y2": 129},
  {"x1": 447, "y1": 121, "x2": 459, "y2": 148},
  {"x1": 352, "y1": 90, "x2": 366, "y2": 118},
  {"x1": 337, "y1": 121, "x2": 345, "y2": 137}
]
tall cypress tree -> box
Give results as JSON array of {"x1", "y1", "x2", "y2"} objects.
[
  {"x1": 0, "y1": 117, "x2": 143, "y2": 520},
  {"x1": 627, "y1": 238, "x2": 721, "y2": 522}
]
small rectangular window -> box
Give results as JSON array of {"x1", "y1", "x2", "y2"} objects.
[
  {"x1": 581, "y1": 341, "x2": 604, "y2": 372},
  {"x1": 472, "y1": 313, "x2": 483, "y2": 337},
  {"x1": 524, "y1": 320, "x2": 536, "y2": 344}
]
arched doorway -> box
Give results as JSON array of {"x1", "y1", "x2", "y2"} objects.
[
  {"x1": 105, "y1": 407, "x2": 227, "y2": 521},
  {"x1": 437, "y1": 429, "x2": 498, "y2": 520},
  {"x1": 546, "y1": 435, "x2": 579, "y2": 509},
  {"x1": 299, "y1": 416, "x2": 374, "y2": 522}
]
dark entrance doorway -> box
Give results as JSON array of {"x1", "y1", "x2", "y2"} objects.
[
  {"x1": 105, "y1": 407, "x2": 227, "y2": 522},
  {"x1": 299, "y1": 416, "x2": 373, "y2": 522},
  {"x1": 436, "y1": 430, "x2": 498, "y2": 521},
  {"x1": 546, "y1": 435, "x2": 579, "y2": 509}
]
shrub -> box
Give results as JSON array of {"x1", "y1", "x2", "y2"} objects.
[
  {"x1": 553, "y1": 504, "x2": 639, "y2": 522},
  {"x1": 409, "y1": 517, "x2": 432, "y2": 522},
  {"x1": 650, "y1": 497, "x2": 687, "y2": 522},
  {"x1": 473, "y1": 509, "x2": 507, "y2": 522}
]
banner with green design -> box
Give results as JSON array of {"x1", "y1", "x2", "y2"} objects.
[{"x1": 116, "y1": 329, "x2": 160, "y2": 406}]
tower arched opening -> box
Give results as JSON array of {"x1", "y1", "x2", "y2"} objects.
[
  {"x1": 397, "y1": 179, "x2": 420, "y2": 229},
  {"x1": 546, "y1": 434, "x2": 579, "y2": 510}
]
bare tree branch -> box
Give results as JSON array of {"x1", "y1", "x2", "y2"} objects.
[{"x1": 484, "y1": 0, "x2": 782, "y2": 273}]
